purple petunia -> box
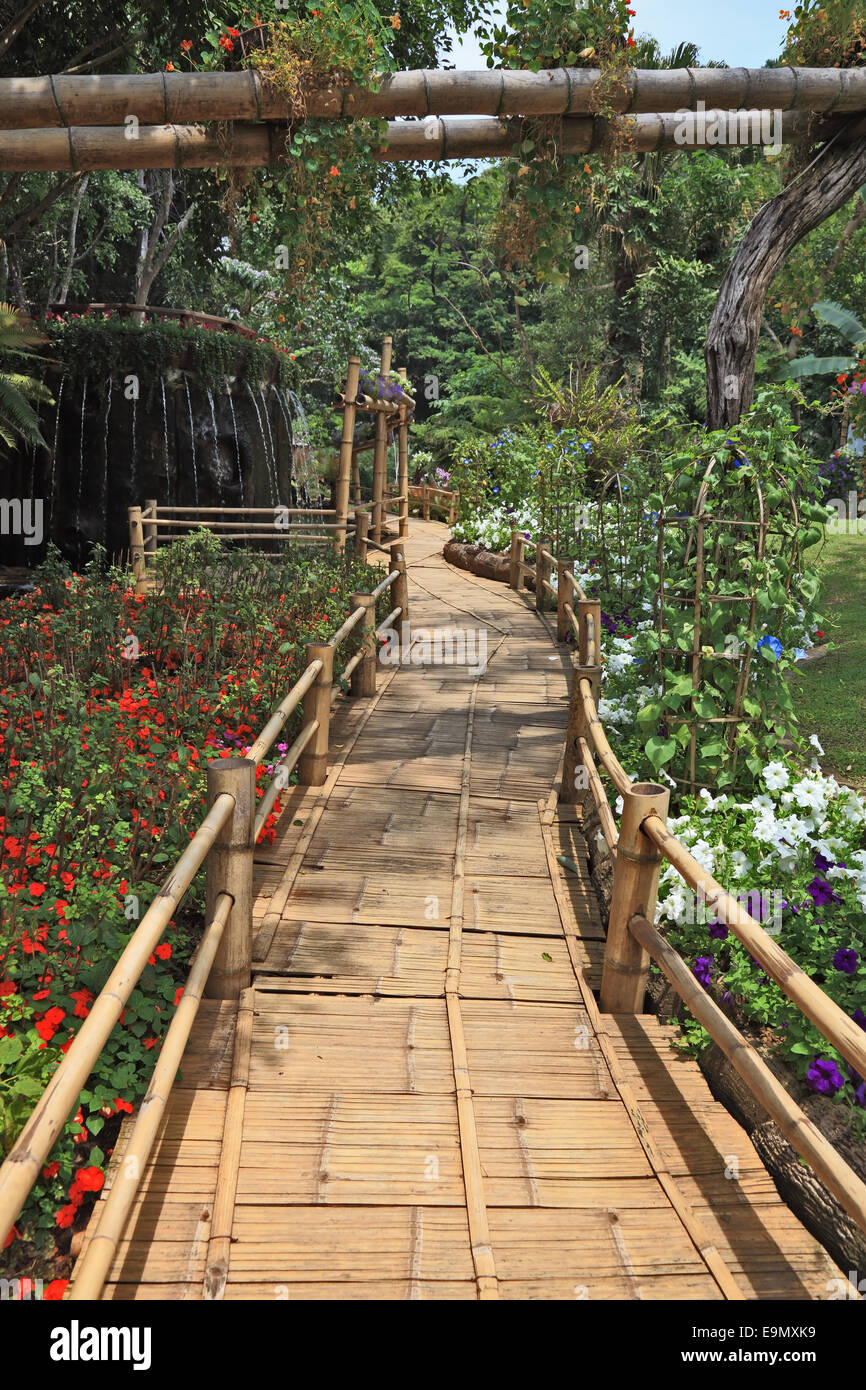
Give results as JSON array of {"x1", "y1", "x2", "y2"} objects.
[
  {"x1": 709, "y1": 920, "x2": 729, "y2": 940},
  {"x1": 853, "y1": 1009, "x2": 866, "y2": 1032},
  {"x1": 833, "y1": 948, "x2": 859, "y2": 976},
  {"x1": 806, "y1": 1056, "x2": 846, "y2": 1096},
  {"x1": 806, "y1": 876, "x2": 842, "y2": 908},
  {"x1": 813, "y1": 852, "x2": 833, "y2": 874},
  {"x1": 692, "y1": 956, "x2": 713, "y2": 988}
]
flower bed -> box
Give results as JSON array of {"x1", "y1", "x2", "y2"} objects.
[{"x1": 0, "y1": 532, "x2": 384, "y2": 1280}]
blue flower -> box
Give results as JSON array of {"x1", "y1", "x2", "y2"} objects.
[{"x1": 757, "y1": 634, "x2": 783, "y2": 660}]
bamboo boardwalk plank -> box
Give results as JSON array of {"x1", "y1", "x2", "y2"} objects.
[{"x1": 77, "y1": 520, "x2": 845, "y2": 1301}]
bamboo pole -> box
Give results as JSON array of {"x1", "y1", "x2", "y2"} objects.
[
  {"x1": 371, "y1": 337, "x2": 393, "y2": 546},
  {"x1": 297, "y1": 642, "x2": 334, "y2": 786},
  {"x1": 0, "y1": 111, "x2": 840, "y2": 173},
  {"x1": 327, "y1": 603, "x2": 365, "y2": 650},
  {"x1": 245, "y1": 657, "x2": 323, "y2": 765},
  {"x1": 351, "y1": 449, "x2": 361, "y2": 505},
  {"x1": 629, "y1": 912, "x2": 866, "y2": 1235},
  {"x1": 203, "y1": 987, "x2": 254, "y2": 1299},
  {"x1": 577, "y1": 735, "x2": 618, "y2": 856},
  {"x1": 349, "y1": 592, "x2": 377, "y2": 698},
  {"x1": 253, "y1": 719, "x2": 319, "y2": 837},
  {"x1": 580, "y1": 676, "x2": 633, "y2": 797},
  {"x1": 353, "y1": 507, "x2": 369, "y2": 564},
  {"x1": 508, "y1": 529, "x2": 523, "y2": 591},
  {"x1": 389, "y1": 538, "x2": 409, "y2": 627},
  {"x1": 3, "y1": 68, "x2": 865, "y2": 131},
  {"x1": 600, "y1": 782, "x2": 670, "y2": 1013},
  {"x1": 335, "y1": 356, "x2": 360, "y2": 553},
  {"x1": 128, "y1": 505, "x2": 145, "y2": 594},
  {"x1": 562, "y1": 662, "x2": 600, "y2": 803},
  {"x1": 143, "y1": 498, "x2": 157, "y2": 562},
  {"x1": 204, "y1": 757, "x2": 255, "y2": 1001},
  {"x1": 641, "y1": 812, "x2": 866, "y2": 1082},
  {"x1": 535, "y1": 535, "x2": 552, "y2": 613},
  {"x1": 397, "y1": 366, "x2": 410, "y2": 539},
  {"x1": 0, "y1": 792, "x2": 235, "y2": 1246},
  {"x1": 69, "y1": 891, "x2": 233, "y2": 1299}
]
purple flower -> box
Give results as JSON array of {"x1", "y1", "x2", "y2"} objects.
[
  {"x1": 757, "y1": 634, "x2": 783, "y2": 660},
  {"x1": 806, "y1": 876, "x2": 842, "y2": 908},
  {"x1": 814, "y1": 852, "x2": 833, "y2": 874},
  {"x1": 855, "y1": 1082, "x2": 866, "y2": 1109},
  {"x1": 709, "y1": 920, "x2": 728, "y2": 940},
  {"x1": 720, "y1": 990, "x2": 734, "y2": 1007},
  {"x1": 853, "y1": 1009, "x2": 866, "y2": 1032},
  {"x1": 832, "y1": 948, "x2": 859, "y2": 976},
  {"x1": 806, "y1": 1056, "x2": 845, "y2": 1095},
  {"x1": 692, "y1": 955, "x2": 713, "y2": 988}
]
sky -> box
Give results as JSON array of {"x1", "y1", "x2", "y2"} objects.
[{"x1": 444, "y1": 1, "x2": 790, "y2": 71}]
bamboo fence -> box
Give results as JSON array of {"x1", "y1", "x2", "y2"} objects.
[
  {"x1": 511, "y1": 526, "x2": 866, "y2": 1238},
  {"x1": 0, "y1": 533, "x2": 411, "y2": 1287}
]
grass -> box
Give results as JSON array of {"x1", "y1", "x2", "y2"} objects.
[{"x1": 792, "y1": 529, "x2": 866, "y2": 787}]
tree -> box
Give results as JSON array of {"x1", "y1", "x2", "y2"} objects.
[{"x1": 0, "y1": 303, "x2": 53, "y2": 447}]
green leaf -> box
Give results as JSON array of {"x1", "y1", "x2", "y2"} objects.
[{"x1": 645, "y1": 735, "x2": 677, "y2": 771}]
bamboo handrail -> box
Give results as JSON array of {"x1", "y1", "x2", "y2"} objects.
[
  {"x1": 0, "y1": 791, "x2": 236, "y2": 1243},
  {"x1": 245, "y1": 660, "x2": 324, "y2": 766},
  {"x1": 68, "y1": 890, "x2": 234, "y2": 1299},
  {"x1": 340, "y1": 648, "x2": 365, "y2": 683},
  {"x1": 577, "y1": 736, "x2": 618, "y2": 855},
  {"x1": 253, "y1": 720, "x2": 320, "y2": 837},
  {"x1": 640, "y1": 812, "x2": 866, "y2": 1083},
  {"x1": 152, "y1": 518, "x2": 346, "y2": 532},
  {"x1": 563, "y1": 602, "x2": 580, "y2": 642},
  {"x1": 155, "y1": 506, "x2": 337, "y2": 516},
  {"x1": 370, "y1": 569, "x2": 400, "y2": 599},
  {"x1": 375, "y1": 606, "x2": 402, "y2": 638},
  {"x1": 559, "y1": 568, "x2": 588, "y2": 602},
  {"x1": 629, "y1": 912, "x2": 866, "y2": 1234},
  {"x1": 327, "y1": 604, "x2": 365, "y2": 649},
  {"x1": 579, "y1": 676, "x2": 632, "y2": 797}
]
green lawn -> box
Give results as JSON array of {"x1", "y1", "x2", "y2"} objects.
[{"x1": 792, "y1": 530, "x2": 866, "y2": 786}]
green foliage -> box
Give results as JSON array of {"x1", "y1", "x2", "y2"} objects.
[{"x1": 0, "y1": 305, "x2": 54, "y2": 450}]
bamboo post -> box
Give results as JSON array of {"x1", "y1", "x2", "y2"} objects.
[
  {"x1": 371, "y1": 336, "x2": 392, "y2": 545},
  {"x1": 350, "y1": 592, "x2": 377, "y2": 697},
  {"x1": 508, "y1": 529, "x2": 522, "y2": 590},
  {"x1": 143, "y1": 497, "x2": 157, "y2": 553},
  {"x1": 562, "y1": 598, "x2": 603, "y2": 801},
  {"x1": 422, "y1": 485, "x2": 431, "y2": 521},
  {"x1": 535, "y1": 536, "x2": 552, "y2": 613},
  {"x1": 351, "y1": 449, "x2": 361, "y2": 505},
  {"x1": 128, "y1": 505, "x2": 146, "y2": 595},
  {"x1": 397, "y1": 366, "x2": 410, "y2": 538},
  {"x1": 448, "y1": 493, "x2": 457, "y2": 527},
  {"x1": 335, "y1": 356, "x2": 360, "y2": 553},
  {"x1": 203, "y1": 757, "x2": 256, "y2": 1000},
  {"x1": 389, "y1": 539, "x2": 410, "y2": 656},
  {"x1": 298, "y1": 643, "x2": 334, "y2": 786},
  {"x1": 600, "y1": 781, "x2": 670, "y2": 1013},
  {"x1": 556, "y1": 559, "x2": 570, "y2": 642},
  {"x1": 354, "y1": 507, "x2": 369, "y2": 564}
]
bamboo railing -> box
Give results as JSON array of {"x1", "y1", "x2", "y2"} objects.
[
  {"x1": 407, "y1": 483, "x2": 459, "y2": 526},
  {"x1": 511, "y1": 527, "x2": 866, "y2": 1236},
  {"x1": 335, "y1": 347, "x2": 414, "y2": 543},
  {"x1": 0, "y1": 538, "x2": 411, "y2": 1294}
]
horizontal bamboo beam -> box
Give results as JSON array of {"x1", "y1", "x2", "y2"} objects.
[
  {"x1": 252, "y1": 719, "x2": 319, "y2": 837},
  {"x1": 246, "y1": 658, "x2": 323, "y2": 765},
  {"x1": 2, "y1": 67, "x2": 865, "y2": 130},
  {"x1": 370, "y1": 569, "x2": 399, "y2": 599},
  {"x1": 579, "y1": 676, "x2": 633, "y2": 797},
  {"x1": 641, "y1": 812, "x2": 866, "y2": 1083},
  {"x1": 327, "y1": 603, "x2": 365, "y2": 649},
  {"x1": 629, "y1": 912, "x2": 866, "y2": 1235},
  {"x1": 0, "y1": 111, "x2": 852, "y2": 172},
  {"x1": 577, "y1": 735, "x2": 618, "y2": 856}
]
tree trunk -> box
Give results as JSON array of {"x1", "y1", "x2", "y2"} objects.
[
  {"x1": 706, "y1": 136, "x2": 866, "y2": 428},
  {"x1": 55, "y1": 174, "x2": 89, "y2": 304}
]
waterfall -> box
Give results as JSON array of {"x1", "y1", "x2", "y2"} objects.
[
  {"x1": 102, "y1": 376, "x2": 113, "y2": 546},
  {"x1": 75, "y1": 376, "x2": 88, "y2": 558},
  {"x1": 227, "y1": 387, "x2": 243, "y2": 498},
  {"x1": 271, "y1": 386, "x2": 301, "y2": 507},
  {"x1": 285, "y1": 389, "x2": 321, "y2": 507},
  {"x1": 246, "y1": 382, "x2": 277, "y2": 506},
  {"x1": 160, "y1": 378, "x2": 170, "y2": 492},
  {"x1": 130, "y1": 387, "x2": 137, "y2": 499},
  {"x1": 206, "y1": 386, "x2": 224, "y2": 505},
  {"x1": 184, "y1": 377, "x2": 199, "y2": 505},
  {"x1": 49, "y1": 375, "x2": 67, "y2": 528},
  {"x1": 258, "y1": 387, "x2": 280, "y2": 506}
]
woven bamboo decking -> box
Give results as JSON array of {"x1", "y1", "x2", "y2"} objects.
[{"x1": 77, "y1": 521, "x2": 843, "y2": 1301}]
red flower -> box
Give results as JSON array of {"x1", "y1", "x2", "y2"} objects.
[
  {"x1": 2, "y1": 1223, "x2": 19, "y2": 1249},
  {"x1": 72, "y1": 1165, "x2": 104, "y2": 1194},
  {"x1": 227, "y1": 26, "x2": 240, "y2": 37},
  {"x1": 154, "y1": 942, "x2": 171, "y2": 960},
  {"x1": 180, "y1": 39, "x2": 194, "y2": 51},
  {"x1": 173, "y1": 986, "x2": 184, "y2": 1007},
  {"x1": 42, "y1": 1161, "x2": 59, "y2": 1179},
  {"x1": 43, "y1": 1279, "x2": 69, "y2": 1300},
  {"x1": 29, "y1": 882, "x2": 46, "y2": 897},
  {"x1": 55, "y1": 1203, "x2": 77, "y2": 1229},
  {"x1": 114, "y1": 1097, "x2": 134, "y2": 1114}
]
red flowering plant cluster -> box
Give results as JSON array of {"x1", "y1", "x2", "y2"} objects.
[{"x1": 0, "y1": 532, "x2": 383, "y2": 1271}]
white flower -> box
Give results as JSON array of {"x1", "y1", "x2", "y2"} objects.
[
  {"x1": 808, "y1": 733, "x2": 825, "y2": 756},
  {"x1": 763, "y1": 761, "x2": 789, "y2": 791},
  {"x1": 729, "y1": 850, "x2": 752, "y2": 880}
]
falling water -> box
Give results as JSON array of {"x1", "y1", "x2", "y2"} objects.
[
  {"x1": 205, "y1": 387, "x2": 224, "y2": 505},
  {"x1": 246, "y1": 382, "x2": 277, "y2": 506},
  {"x1": 75, "y1": 376, "x2": 88, "y2": 557},
  {"x1": 49, "y1": 374, "x2": 67, "y2": 527},
  {"x1": 130, "y1": 388, "x2": 137, "y2": 500},
  {"x1": 160, "y1": 378, "x2": 170, "y2": 492},
  {"x1": 285, "y1": 388, "x2": 322, "y2": 507},
  {"x1": 184, "y1": 377, "x2": 199, "y2": 505},
  {"x1": 227, "y1": 387, "x2": 244, "y2": 497},
  {"x1": 258, "y1": 387, "x2": 281, "y2": 506},
  {"x1": 102, "y1": 376, "x2": 113, "y2": 546},
  {"x1": 271, "y1": 385, "x2": 306, "y2": 508}
]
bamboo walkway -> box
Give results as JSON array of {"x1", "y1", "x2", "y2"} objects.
[{"x1": 78, "y1": 521, "x2": 843, "y2": 1301}]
